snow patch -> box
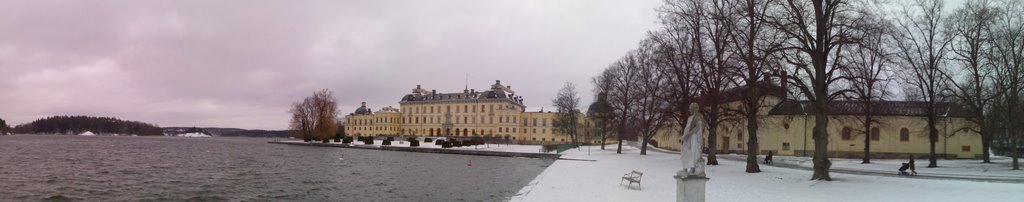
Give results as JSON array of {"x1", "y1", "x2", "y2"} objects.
[
  {"x1": 78, "y1": 131, "x2": 96, "y2": 136},
  {"x1": 177, "y1": 132, "x2": 211, "y2": 138}
]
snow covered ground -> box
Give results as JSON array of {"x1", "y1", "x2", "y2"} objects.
[
  {"x1": 78, "y1": 131, "x2": 96, "y2": 136},
  {"x1": 281, "y1": 139, "x2": 548, "y2": 153},
  {"x1": 511, "y1": 144, "x2": 1024, "y2": 202},
  {"x1": 745, "y1": 154, "x2": 1024, "y2": 181}
]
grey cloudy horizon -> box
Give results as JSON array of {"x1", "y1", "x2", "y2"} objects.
[{"x1": 0, "y1": 0, "x2": 663, "y2": 130}]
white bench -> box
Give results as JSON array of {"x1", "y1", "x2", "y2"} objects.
[{"x1": 621, "y1": 170, "x2": 643, "y2": 189}]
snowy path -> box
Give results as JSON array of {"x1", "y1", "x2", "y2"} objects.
[
  {"x1": 717, "y1": 155, "x2": 1024, "y2": 183},
  {"x1": 511, "y1": 145, "x2": 1024, "y2": 202}
]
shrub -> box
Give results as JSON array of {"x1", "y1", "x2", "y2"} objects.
[
  {"x1": 342, "y1": 137, "x2": 353, "y2": 144},
  {"x1": 435, "y1": 139, "x2": 445, "y2": 146},
  {"x1": 410, "y1": 140, "x2": 420, "y2": 147},
  {"x1": 321, "y1": 139, "x2": 329, "y2": 143},
  {"x1": 334, "y1": 135, "x2": 342, "y2": 142},
  {"x1": 452, "y1": 140, "x2": 462, "y2": 147},
  {"x1": 385, "y1": 137, "x2": 395, "y2": 141},
  {"x1": 424, "y1": 138, "x2": 434, "y2": 143},
  {"x1": 442, "y1": 141, "x2": 452, "y2": 148},
  {"x1": 407, "y1": 137, "x2": 416, "y2": 142},
  {"x1": 382, "y1": 139, "x2": 392, "y2": 145}
]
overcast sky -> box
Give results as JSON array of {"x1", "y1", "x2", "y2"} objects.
[{"x1": 0, "y1": 0, "x2": 664, "y2": 130}]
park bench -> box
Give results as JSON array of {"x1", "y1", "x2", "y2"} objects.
[{"x1": 621, "y1": 170, "x2": 643, "y2": 189}]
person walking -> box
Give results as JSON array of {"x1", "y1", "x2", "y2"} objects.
[{"x1": 908, "y1": 155, "x2": 917, "y2": 175}]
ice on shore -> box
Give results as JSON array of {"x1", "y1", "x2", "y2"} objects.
[{"x1": 177, "y1": 132, "x2": 211, "y2": 138}]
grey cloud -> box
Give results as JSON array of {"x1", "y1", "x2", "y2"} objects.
[{"x1": 0, "y1": 0, "x2": 662, "y2": 130}]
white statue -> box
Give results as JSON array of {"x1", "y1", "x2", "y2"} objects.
[{"x1": 679, "y1": 103, "x2": 706, "y2": 177}]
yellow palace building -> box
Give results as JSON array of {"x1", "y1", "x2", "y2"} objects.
[
  {"x1": 653, "y1": 83, "x2": 984, "y2": 159},
  {"x1": 344, "y1": 80, "x2": 575, "y2": 145}
]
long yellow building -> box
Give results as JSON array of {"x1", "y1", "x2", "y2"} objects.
[
  {"x1": 653, "y1": 84, "x2": 983, "y2": 159},
  {"x1": 344, "y1": 80, "x2": 575, "y2": 145}
]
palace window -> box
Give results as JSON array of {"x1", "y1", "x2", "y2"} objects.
[
  {"x1": 841, "y1": 127, "x2": 852, "y2": 140},
  {"x1": 871, "y1": 127, "x2": 880, "y2": 141},
  {"x1": 962, "y1": 145, "x2": 971, "y2": 152},
  {"x1": 900, "y1": 128, "x2": 910, "y2": 141},
  {"x1": 782, "y1": 142, "x2": 790, "y2": 151}
]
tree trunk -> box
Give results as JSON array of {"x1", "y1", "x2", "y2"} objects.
[
  {"x1": 707, "y1": 121, "x2": 719, "y2": 165},
  {"x1": 640, "y1": 133, "x2": 649, "y2": 155},
  {"x1": 981, "y1": 133, "x2": 991, "y2": 163},
  {"x1": 811, "y1": 108, "x2": 832, "y2": 180},
  {"x1": 928, "y1": 116, "x2": 939, "y2": 168},
  {"x1": 600, "y1": 123, "x2": 607, "y2": 150},
  {"x1": 746, "y1": 107, "x2": 761, "y2": 173},
  {"x1": 863, "y1": 115, "x2": 872, "y2": 164},
  {"x1": 617, "y1": 120, "x2": 625, "y2": 154}
]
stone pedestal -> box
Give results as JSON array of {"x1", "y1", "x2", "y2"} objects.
[{"x1": 675, "y1": 174, "x2": 709, "y2": 202}]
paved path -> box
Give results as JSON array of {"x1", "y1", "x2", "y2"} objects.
[{"x1": 716, "y1": 155, "x2": 1024, "y2": 183}]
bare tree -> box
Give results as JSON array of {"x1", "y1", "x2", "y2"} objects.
[
  {"x1": 660, "y1": 0, "x2": 736, "y2": 164},
  {"x1": 633, "y1": 38, "x2": 674, "y2": 155},
  {"x1": 839, "y1": 12, "x2": 895, "y2": 164},
  {"x1": 989, "y1": 0, "x2": 1024, "y2": 170},
  {"x1": 553, "y1": 82, "x2": 582, "y2": 146},
  {"x1": 725, "y1": 0, "x2": 787, "y2": 173},
  {"x1": 586, "y1": 91, "x2": 615, "y2": 150},
  {"x1": 603, "y1": 55, "x2": 642, "y2": 154},
  {"x1": 766, "y1": 0, "x2": 866, "y2": 180},
  {"x1": 289, "y1": 89, "x2": 339, "y2": 142},
  {"x1": 945, "y1": 0, "x2": 1001, "y2": 164},
  {"x1": 651, "y1": 5, "x2": 699, "y2": 160},
  {"x1": 893, "y1": 0, "x2": 953, "y2": 168}
]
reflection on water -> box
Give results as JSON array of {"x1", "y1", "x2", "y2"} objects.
[{"x1": 0, "y1": 135, "x2": 553, "y2": 201}]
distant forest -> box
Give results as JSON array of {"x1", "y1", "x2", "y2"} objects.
[
  {"x1": 0, "y1": 117, "x2": 11, "y2": 134},
  {"x1": 12, "y1": 116, "x2": 163, "y2": 136}
]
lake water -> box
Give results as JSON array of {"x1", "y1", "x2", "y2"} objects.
[{"x1": 0, "y1": 135, "x2": 554, "y2": 201}]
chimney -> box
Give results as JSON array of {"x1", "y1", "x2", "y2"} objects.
[
  {"x1": 432, "y1": 90, "x2": 436, "y2": 94},
  {"x1": 496, "y1": 80, "x2": 501, "y2": 85},
  {"x1": 361, "y1": 102, "x2": 366, "y2": 107},
  {"x1": 417, "y1": 84, "x2": 421, "y2": 89},
  {"x1": 507, "y1": 85, "x2": 512, "y2": 89}
]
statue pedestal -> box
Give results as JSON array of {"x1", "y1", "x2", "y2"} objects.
[{"x1": 674, "y1": 174, "x2": 709, "y2": 202}]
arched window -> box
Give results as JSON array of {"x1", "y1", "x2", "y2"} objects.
[
  {"x1": 871, "y1": 127, "x2": 880, "y2": 141},
  {"x1": 841, "y1": 127, "x2": 852, "y2": 140},
  {"x1": 900, "y1": 128, "x2": 910, "y2": 141}
]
